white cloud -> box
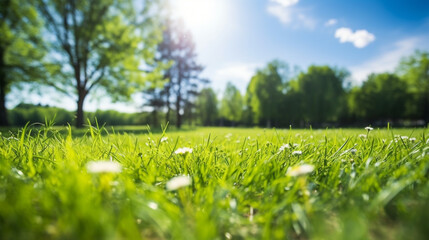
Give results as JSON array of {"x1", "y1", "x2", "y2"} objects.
[
  {"x1": 270, "y1": 0, "x2": 299, "y2": 7},
  {"x1": 325, "y1": 18, "x2": 337, "y2": 26},
  {"x1": 267, "y1": 4, "x2": 293, "y2": 24},
  {"x1": 335, "y1": 27, "x2": 375, "y2": 48},
  {"x1": 350, "y1": 37, "x2": 420, "y2": 83},
  {"x1": 267, "y1": 0, "x2": 316, "y2": 30}
]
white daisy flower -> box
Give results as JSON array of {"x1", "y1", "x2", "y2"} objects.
[
  {"x1": 358, "y1": 134, "x2": 367, "y2": 138},
  {"x1": 161, "y1": 137, "x2": 168, "y2": 143},
  {"x1": 278, "y1": 143, "x2": 290, "y2": 152},
  {"x1": 174, "y1": 147, "x2": 193, "y2": 155},
  {"x1": 229, "y1": 199, "x2": 237, "y2": 209},
  {"x1": 409, "y1": 137, "x2": 416, "y2": 142},
  {"x1": 365, "y1": 126, "x2": 373, "y2": 131},
  {"x1": 401, "y1": 136, "x2": 409, "y2": 140},
  {"x1": 292, "y1": 150, "x2": 302, "y2": 156},
  {"x1": 166, "y1": 176, "x2": 192, "y2": 191},
  {"x1": 86, "y1": 161, "x2": 121, "y2": 174},
  {"x1": 287, "y1": 164, "x2": 315, "y2": 177},
  {"x1": 148, "y1": 202, "x2": 158, "y2": 210}
]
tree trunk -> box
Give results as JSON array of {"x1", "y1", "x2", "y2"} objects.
[
  {"x1": 0, "y1": 47, "x2": 8, "y2": 127},
  {"x1": 76, "y1": 89, "x2": 86, "y2": 128},
  {"x1": 176, "y1": 71, "x2": 182, "y2": 129},
  {"x1": 176, "y1": 93, "x2": 181, "y2": 128},
  {"x1": 424, "y1": 86, "x2": 429, "y2": 125},
  {"x1": 266, "y1": 119, "x2": 271, "y2": 128},
  {"x1": 165, "y1": 88, "x2": 170, "y2": 124},
  {"x1": 0, "y1": 79, "x2": 8, "y2": 127},
  {"x1": 152, "y1": 109, "x2": 158, "y2": 127}
]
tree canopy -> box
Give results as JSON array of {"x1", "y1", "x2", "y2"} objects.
[
  {"x1": 196, "y1": 88, "x2": 218, "y2": 126},
  {"x1": 220, "y1": 82, "x2": 243, "y2": 125},
  {"x1": 149, "y1": 17, "x2": 205, "y2": 128},
  {"x1": 38, "y1": 0, "x2": 163, "y2": 127},
  {"x1": 397, "y1": 50, "x2": 429, "y2": 122},
  {"x1": 293, "y1": 65, "x2": 347, "y2": 125},
  {"x1": 247, "y1": 60, "x2": 285, "y2": 127},
  {"x1": 0, "y1": 0, "x2": 46, "y2": 126},
  {"x1": 351, "y1": 73, "x2": 409, "y2": 122}
]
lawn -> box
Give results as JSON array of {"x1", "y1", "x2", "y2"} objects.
[{"x1": 1, "y1": 124, "x2": 428, "y2": 239}]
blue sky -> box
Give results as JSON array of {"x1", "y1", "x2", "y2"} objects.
[
  {"x1": 8, "y1": 0, "x2": 429, "y2": 112},
  {"x1": 188, "y1": 0, "x2": 429, "y2": 94}
]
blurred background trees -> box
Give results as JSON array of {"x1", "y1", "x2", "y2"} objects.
[
  {"x1": 247, "y1": 61, "x2": 285, "y2": 127},
  {"x1": 6, "y1": 50, "x2": 429, "y2": 128},
  {"x1": 146, "y1": 17, "x2": 205, "y2": 129},
  {"x1": 0, "y1": 0, "x2": 46, "y2": 126},
  {"x1": 220, "y1": 82, "x2": 243, "y2": 126},
  {"x1": 1, "y1": 0, "x2": 428, "y2": 128},
  {"x1": 349, "y1": 73, "x2": 409, "y2": 123},
  {"x1": 293, "y1": 66, "x2": 346, "y2": 125},
  {"x1": 196, "y1": 88, "x2": 218, "y2": 126},
  {"x1": 396, "y1": 51, "x2": 429, "y2": 123},
  {"x1": 37, "y1": 0, "x2": 163, "y2": 127}
]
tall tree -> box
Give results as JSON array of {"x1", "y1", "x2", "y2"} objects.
[
  {"x1": 247, "y1": 60, "x2": 285, "y2": 127},
  {"x1": 38, "y1": 0, "x2": 162, "y2": 127},
  {"x1": 154, "y1": 19, "x2": 204, "y2": 128},
  {"x1": 351, "y1": 73, "x2": 409, "y2": 123},
  {"x1": 220, "y1": 82, "x2": 243, "y2": 126},
  {"x1": 155, "y1": 17, "x2": 175, "y2": 125},
  {"x1": 196, "y1": 88, "x2": 218, "y2": 126},
  {"x1": 397, "y1": 50, "x2": 429, "y2": 123},
  {"x1": 0, "y1": 0, "x2": 46, "y2": 126},
  {"x1": 142, "y1": 80, "x2": 165, "y2": 127},
  {"x1": 295, "y1": 65, "x2": 347, "y2": 125}
]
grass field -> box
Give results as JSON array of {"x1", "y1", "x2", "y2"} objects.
[{"x1": 1, "y1": 124, "x2": 429, "y2": 239}]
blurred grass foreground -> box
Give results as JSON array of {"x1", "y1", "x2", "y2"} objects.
[{"x1": 1, "y1": 124, "x2": 429, "y2": 239}]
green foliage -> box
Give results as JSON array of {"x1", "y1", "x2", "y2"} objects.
[
  {"x1": 247, "y1": 61, "x2": 285, "y2": 127},
  {"x1": 86, "y1": 110, "x2": 147, "y2": 126},
  {"x1": 0, "y1": 126, "x2": 429, "y2": 239},
  {"x1": 396, "y1": 50, "x2": 429, "y2": 121},
  {"x1": 350, "y1": 73, "x2": 409, "y2": 122},
  {"x1": 8, "y1": 103, "x2": 149, "y2": 126},
  {"x1": 0, "y1": 0, "x2": 46, "y2": 85},
  {"x1": 220, "y1": 82, "x2": 243, "y2": 124},
  {"x1": 38, "y1": 0, "x2": 163, "y2": 127},
  {"x1": 153, "y1": 17, "x2": 205, "y2": 128},
  {"x1": 294, "y1": 65, "x2": 347, "y2": 124},
  {"x1": 9, "y1": 104, "x2": 74, "y2": 126},
  {"x1": 196, "y1": 88, "x2": 218, "y2": 126},
  {"x1": 0, "y1": 0, "x2": 46, "y2": 125}
]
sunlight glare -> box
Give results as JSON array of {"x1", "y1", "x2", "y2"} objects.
[{"x1": 174, "y1": 0, "x2": 227, "y2": 31}]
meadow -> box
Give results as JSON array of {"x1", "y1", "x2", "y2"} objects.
[{"x1": 0, "y1": 124, "x2": 428, "y2": 239}]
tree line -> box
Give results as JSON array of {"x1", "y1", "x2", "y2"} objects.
[
  {"x1": 194, "y1": 52, "x2": 428, "y2": 128},
  {"x1": 8, "y1": 103, "x2": 149, "y2": 126},
  {"x1": 7, "y1": 50, "x2": 429, "y2": 128},
  {"x1": 1, "y1": 0, "x2": 428, "y2": 128}
]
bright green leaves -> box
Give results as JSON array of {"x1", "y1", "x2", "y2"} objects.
[{"x1": 220, "y1": 82, "x2": 243, "y2": 124}]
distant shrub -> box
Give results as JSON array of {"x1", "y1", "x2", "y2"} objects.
[{"x1": 8, "y1": 103, "x2": 152, "y2": 126}]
